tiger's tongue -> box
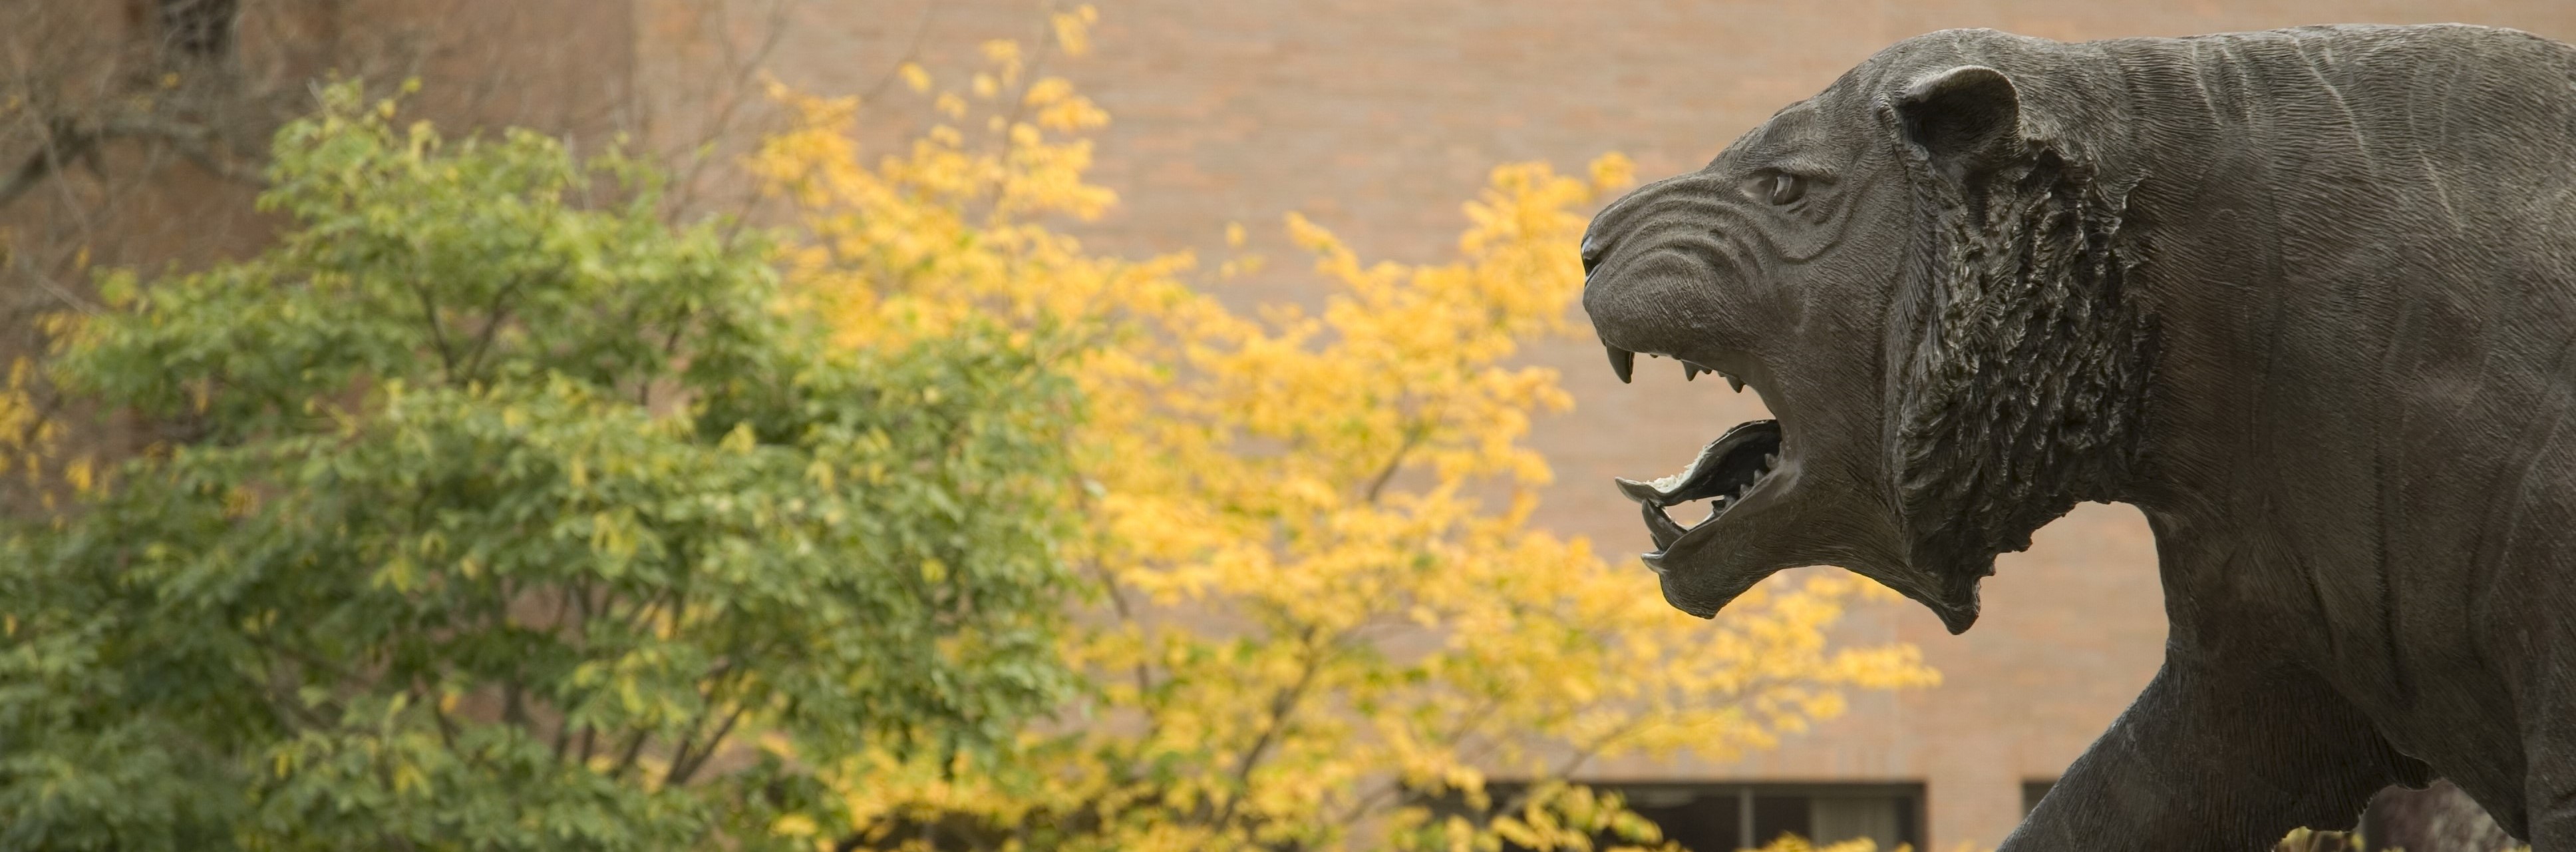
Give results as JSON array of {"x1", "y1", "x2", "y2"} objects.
[
  {"x1": 1615, "y1": 420, "x2": 1783, "y2": 552},
  {"x1": 1616, "y1": 419, "x2": 1780, "y2": 505}
]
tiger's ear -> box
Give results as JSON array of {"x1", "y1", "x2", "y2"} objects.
[{"x1": 1893, "y1": 65, "x2": 2023, "y2": 184}]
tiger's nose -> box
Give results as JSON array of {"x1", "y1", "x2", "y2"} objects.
[{"x1": 1580, "y1": 233, "x2": 1605, "y2": 276}]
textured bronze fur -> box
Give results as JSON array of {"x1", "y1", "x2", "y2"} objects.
[{"x1": 1892, "y1": 144, "x2": 2152, "y2": 594}]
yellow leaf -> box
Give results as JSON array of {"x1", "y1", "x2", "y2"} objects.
[
  {"x1": 1052, "y1": 9, "x2": 1094, "y2": 57},
  {"x1": 772, "y1": 813, "x2": 820, "y2": 837}
]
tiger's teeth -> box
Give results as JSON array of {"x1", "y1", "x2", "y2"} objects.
[
  {"x1": 1643, "y1": 501, "x2": 1689, "y2": 550},
  {"x1": 1727, "y1": 375, "x2": 1746, "y2": 393},
  {"x1": 1685, "y1": 364, "x2": 1702, "y2": 381}
]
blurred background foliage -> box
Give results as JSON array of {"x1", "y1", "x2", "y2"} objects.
[
  {"x1": 744, "y1": 13, "x2": 1933, "y2": 852},
  {"x1": 0, "y1": 3, "x2": 1948, "y2": 851},
  {"x1": 2, "y1": 82, "x2": 1078, "y2": 850}
]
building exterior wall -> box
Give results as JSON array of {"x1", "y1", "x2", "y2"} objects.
[{"x1": 744, "y1": 2, "x2": 2576, "y2": 847}]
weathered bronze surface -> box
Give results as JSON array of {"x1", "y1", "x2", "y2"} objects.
[{"x1": 1583, "y1": 25, "x2": 2576, "y2": 849}]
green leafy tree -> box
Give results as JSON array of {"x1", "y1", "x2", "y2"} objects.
[{"x1": 0, "y1": 84, "x2": 1078, "y2": 851}]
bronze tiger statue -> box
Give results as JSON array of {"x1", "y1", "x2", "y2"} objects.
[{"x1": 1580, "y1": 24, "x2": 2576, "y2": 850}]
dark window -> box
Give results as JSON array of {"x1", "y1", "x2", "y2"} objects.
[
  {"x1": 1623, "y1": 785, "x2": 1740, "y2": 851},
  {"x1": 1754, "y1": 793, "x2": 1812, "y2": 845},
  {"x1": 2023, "y1": 778, "x2": 2058, "y2": 817},
  {"x1": 1472, "y1": 781, "x2": 1924, "y2": 851}
]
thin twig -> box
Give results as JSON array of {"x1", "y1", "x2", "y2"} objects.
[
  {"x1": 609, "y1": 729, "x2": 652, "y2": 780},
  {"x1": 5, "y1": 250, "x2": 100, "y2": 314},
  {"x1": 665, "y1": 704, "x2": 749, "y2": 786},
  {"x1": 1210, "y1": 625, "x2": 1326, "y2": 829},
  {"x1": 94, "y1": 114, "x2": 265, "y2": 186},
  {"x1": 1361, "y1": 427, "x2": 1426, "y2": 504},
  {"x1": 665, "y1": 0, "x2": 796, "y2": 222},
  {"x1": 0, "y1": 128, "x2": 88, "y2": 208},
  {"x1": 856, "y1": 1, "x2": 939, "y2": 103},
  {"x1": 406, "y1": 279, "x2": 458, "y2": 376},
  {"x1": 458, "y1": 274, "x2": 526, "y2": 381}
]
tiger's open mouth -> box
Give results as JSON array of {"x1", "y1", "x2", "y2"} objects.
[{"x1": 1615, "y1": 418, "x2": 1782, "y2": 559}]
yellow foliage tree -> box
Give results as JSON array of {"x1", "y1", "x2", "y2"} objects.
[
  {"x1": 747, "y1": 9, "x2": 1938, "y2": 851},
  {"x1": 1748, "y1": 838, "x2": 1887, "y2": 852}
]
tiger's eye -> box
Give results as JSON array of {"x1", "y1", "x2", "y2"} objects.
[{"x1": 1768, "y1": 172, "x2": 1806, "y2": 205}]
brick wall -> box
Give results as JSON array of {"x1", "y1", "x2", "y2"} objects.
[{"x1": 752, "y1": 2, "x2": 2576, "y2": 847}]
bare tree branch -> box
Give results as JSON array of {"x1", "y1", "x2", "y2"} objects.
[{"x1": 96, "y1": 112, "x2": 266, "y2": 184}]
